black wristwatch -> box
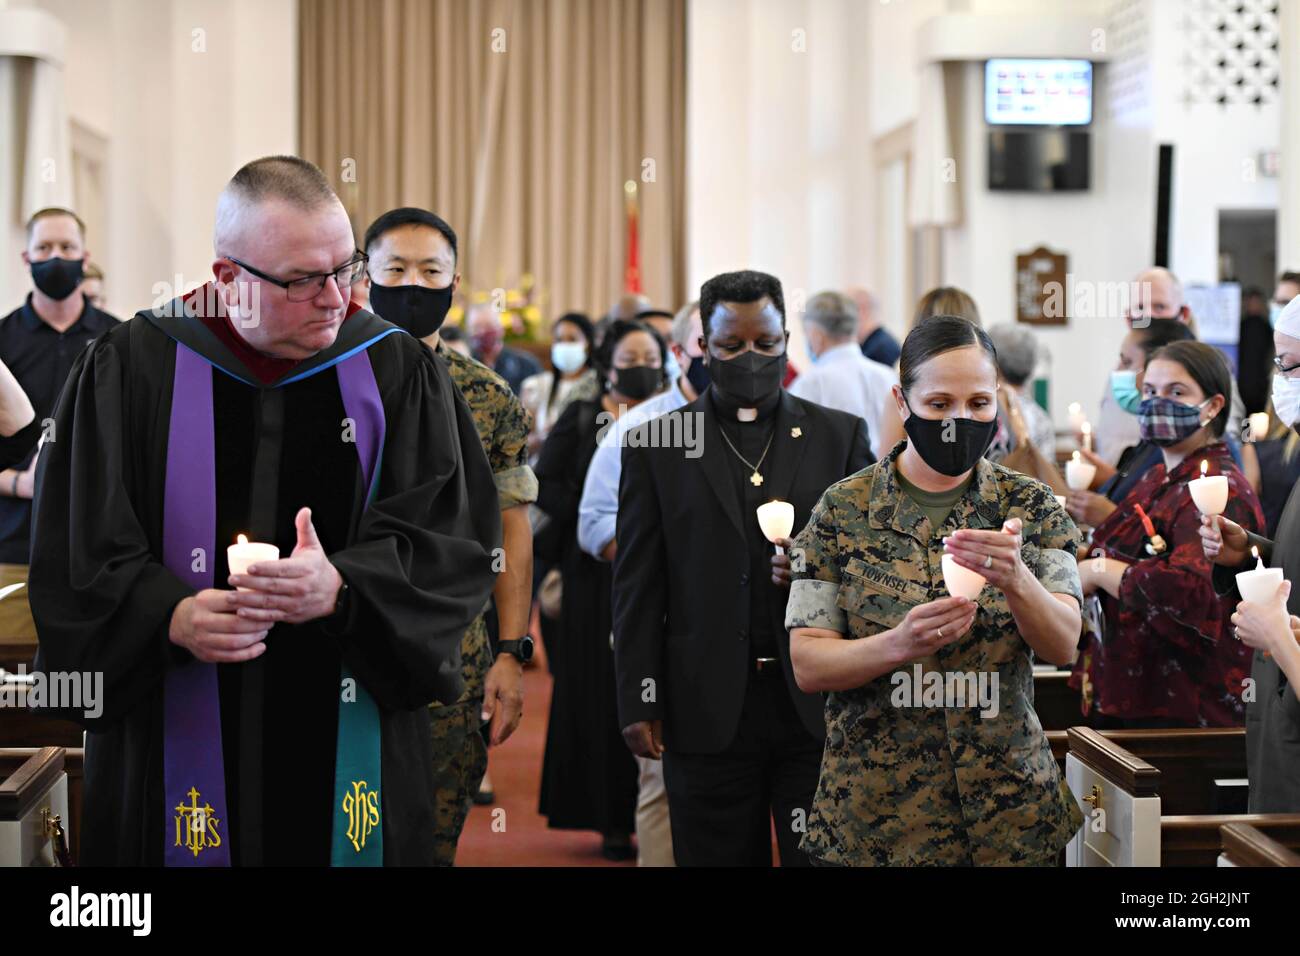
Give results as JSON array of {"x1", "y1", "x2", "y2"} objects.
[{"x1": 497, "y1": 636, "x2": 534, "y2": 664}]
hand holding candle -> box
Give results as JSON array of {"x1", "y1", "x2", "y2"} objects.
[
  {"x1": 942, "y1": 518, "x2": 1024, "y2": 594},
  {"x1": 1065, "y1": 450, "x2": 1096, "y2": 491},
  {"x1": 226, "y1": 507, "x2": 344, "y2": 625},
  {"x1": 1188, "y1": 459, "x2": 1229, "y2": 518},
  {"x1": 227, "y1": 534, "x2": 280, "y2": 590},
  {"x1": 1235, "y1": 545, "x2": 1284, "y2": 604},
  {"x1": 756, "y1": 500, "x2": 795, "y2": 555},
  {"x1": 1232, "y1": 568, "x2": 1292, "y2": 657}
]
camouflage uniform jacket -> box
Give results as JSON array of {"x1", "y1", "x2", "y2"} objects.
[
  {"x1": 430, "y1": 340, "x2": 537, "y2": 708},
  {"x1": 785, "y1": 442, "x2": 1086, "y2": 865}
]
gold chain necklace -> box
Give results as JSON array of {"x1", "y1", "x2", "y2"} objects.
[{"x1": 717, "y1": 425, "x2": 776, "y2": 486}]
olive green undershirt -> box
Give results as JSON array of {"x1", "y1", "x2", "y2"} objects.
[{"x1": 896, "y1": 470, "x2": 973, "y2": 531}]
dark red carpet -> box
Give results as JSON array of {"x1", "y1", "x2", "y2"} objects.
[{"x1": 454, "y1": 637, "x2": 635, "y2": 867}]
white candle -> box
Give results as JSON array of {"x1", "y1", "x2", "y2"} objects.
[
  {"x1": 756, "y1": 500, "x2": 795, "y2": 555},
  {"x1": 1187, "y1": 459, "x2": 1229, "y2": 516},
  {"x1": 1068, "y1": 402, "x2": 1085, "y2": 430},
  {"x1": 1080, "y1": 420, "x2": 1092, "y2": 452},
  {"x1": 941, "y1": 553, "x2": 986, "y2": 601},
  {"x1": 1236, "y1": 546, "x2": 1284, "y2": 604},
  {"x1": 1065, "y1": 450, "x2": 1096, "y2": 491},
  {"x1": 227, "y1": 534, "x2": 280, "y2": 590}
]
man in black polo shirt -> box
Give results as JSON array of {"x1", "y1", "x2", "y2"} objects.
[{"x1": 0, "y1": 207, "x2": 118, "y2": 563}]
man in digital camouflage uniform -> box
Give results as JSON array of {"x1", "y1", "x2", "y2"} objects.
[{"x1": 362, "y1": 207, "x2": 536, "y2": 865}]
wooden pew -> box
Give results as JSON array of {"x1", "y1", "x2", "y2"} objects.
[
  {"x1": 1033, "y1": 667, "x2": 1082, "y2": 731},
  {"x1": 1064, "y1": 725, "x2": 1300, "y2": 866},
  {"x1": 1072, "y1": 726, "x2": 1247, "y2": 814},
  {"x1": 0, "y1": 746, "x2": 71, "y2": 865},
  {"x1": 0, "y1": 746, "x2": 83, "y2": 865},
  {"x1": 1219, "y1": 822, "x2": 1300, "y2": 867},
  {"x1": 0, "y1": 564, "x2": 35, "y2": 674},
  {"x1": 0, "y1": 670, "x2": 85, "y2": 748},
  {"x1": 0, "y1": 565, "x2": 85, "y2": 749}
]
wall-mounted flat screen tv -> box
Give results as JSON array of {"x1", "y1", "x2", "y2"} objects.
[{"x1": 985, "y1": 58, "x2": 1093, "y2": 126}]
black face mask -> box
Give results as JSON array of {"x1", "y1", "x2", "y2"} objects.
[
  {"x1": 368, "y1": 282, "x2": 453, "y2": 338},
  {"x1": 708, "y1": 350, "x2": 786, "y2": 408},
  {"x1": 30, "y1": 257, "x2": 84, "y2": 301},
  {"x1": 684, "y1": 353, "x2": 711, "y2": 395},
  {"x1": 612, "y1": 364, "x2": 662, "y2": 400},
  {"x1": 902, "y1": 402, "x2": 997, "y2": 477}
]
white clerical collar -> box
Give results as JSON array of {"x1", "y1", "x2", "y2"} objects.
[{"x1": 736, "y1": 407, "x2": 758, "y2": 422}]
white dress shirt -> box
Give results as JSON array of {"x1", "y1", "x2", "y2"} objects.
[
  {"x1": 577, "y1": 380, "x2": 691, "y2": 559},
  {"x1": 787, "y1": 342, "x2": 896, "y2": 459}
]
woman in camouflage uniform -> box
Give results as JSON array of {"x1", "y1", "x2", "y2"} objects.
[{"x1": 785, "y1": 315, "x2": 1085, "y2": 865}]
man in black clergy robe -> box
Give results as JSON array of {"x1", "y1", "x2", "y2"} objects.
[
  {"x1": 29, "y1": 156, "x2": 501, "y2": 866},
  {"x1": 614, "y1": 270, "x2": 873, "y2": 866}
]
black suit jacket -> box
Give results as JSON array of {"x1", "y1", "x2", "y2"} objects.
[{"x1": 612, "y1": 389, "x2": 874, "y2": 754}]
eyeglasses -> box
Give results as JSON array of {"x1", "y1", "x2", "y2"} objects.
[
  {"x1": 226, "y1": 251, "x2": 368, "y2": 303},
  {"x1": 1274, "y1": 356, "x2": 1300, "y2": 375}
]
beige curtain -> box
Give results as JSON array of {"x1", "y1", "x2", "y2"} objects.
[{"x1": 299, "y1": 0, "x2": 686, "y2": 320}]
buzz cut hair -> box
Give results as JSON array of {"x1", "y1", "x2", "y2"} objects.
[
  {"x1": 214, "y1": 155, "x2": 340, "y2": 253},
  {"x1": 362, "y1": 207, "x2": 458, "y2": 263},
  {"x1": 26, "y1": 207, "x2": 86, "y2": 240}
]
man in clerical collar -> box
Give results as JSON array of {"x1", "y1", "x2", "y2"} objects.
[
  {"x1": 612, "y1": 269, "x2": 873, "y2": 866},
  {"x1": 30, "y1": 156, "x2": 501, "y2": 866},
  {"x1": 361, "y1": 206, "x2": 536, "y2": 864},
  {"x1": 0, "y1": 207, "x2": 118, "y2": 562}
]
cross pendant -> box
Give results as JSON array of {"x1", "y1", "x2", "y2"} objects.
[{"x1": 750, "y1": 471, "x2": 764, "y2": 487}]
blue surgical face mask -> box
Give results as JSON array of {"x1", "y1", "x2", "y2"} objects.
[
  {"x1": 1110, "y1": 369, "x2": 1142, "y2": 415},
  {"x1": 664, "y1": 347, "x2": 682, "y2": 383},
  {"x1": 551, "y1": 341, "x2": 587, "y2": 374},
  {"x1": 1270, "y1": 301, "x2": 1285, "y2": 328}
]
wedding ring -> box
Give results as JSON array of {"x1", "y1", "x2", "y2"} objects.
[
  {"x1": 937, "y1": 626, "x2": 945, "y2": 639},
  {"x1": 983, "y1": 555, "x2": 993, "y2": 569}
]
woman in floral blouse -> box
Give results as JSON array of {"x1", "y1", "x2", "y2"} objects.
[{"x1": 1072, "y1": 341, "x2": 1264, "y2": 727}]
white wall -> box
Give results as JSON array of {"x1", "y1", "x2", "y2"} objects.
[
  {"x1": 687, "y1": 0, "x2": 873, "y2": 364},
  {"x1": 1145, "y1": 0, "x2": 1280, "y2": 286},
  {"x1": 872, "y1": 0, "x2": 1279, "y2": 428},
  {"x1": 942, "y1": 58, "x2": 1148, "y2": 427},
  {"x1": 6, "y1": 0, "x2": 297, "y2": 318},
  {"x1": 869, "y1": 0, "x2": 946, "y2": 139}
]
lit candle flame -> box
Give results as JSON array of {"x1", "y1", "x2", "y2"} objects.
[
  {"x1": 1072, "y1": 450, "x2": 1081, "y2": 462},
  {"x1": 237, "y1": 534, "x2": 248, "y2": 545},
  {"x1": 1200, "y1": 459, "x2": 1208, "y2": 477}
]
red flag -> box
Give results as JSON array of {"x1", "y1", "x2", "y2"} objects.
[{"x1": 624, "y1": 181, "x2": 641, "y2": 294}]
